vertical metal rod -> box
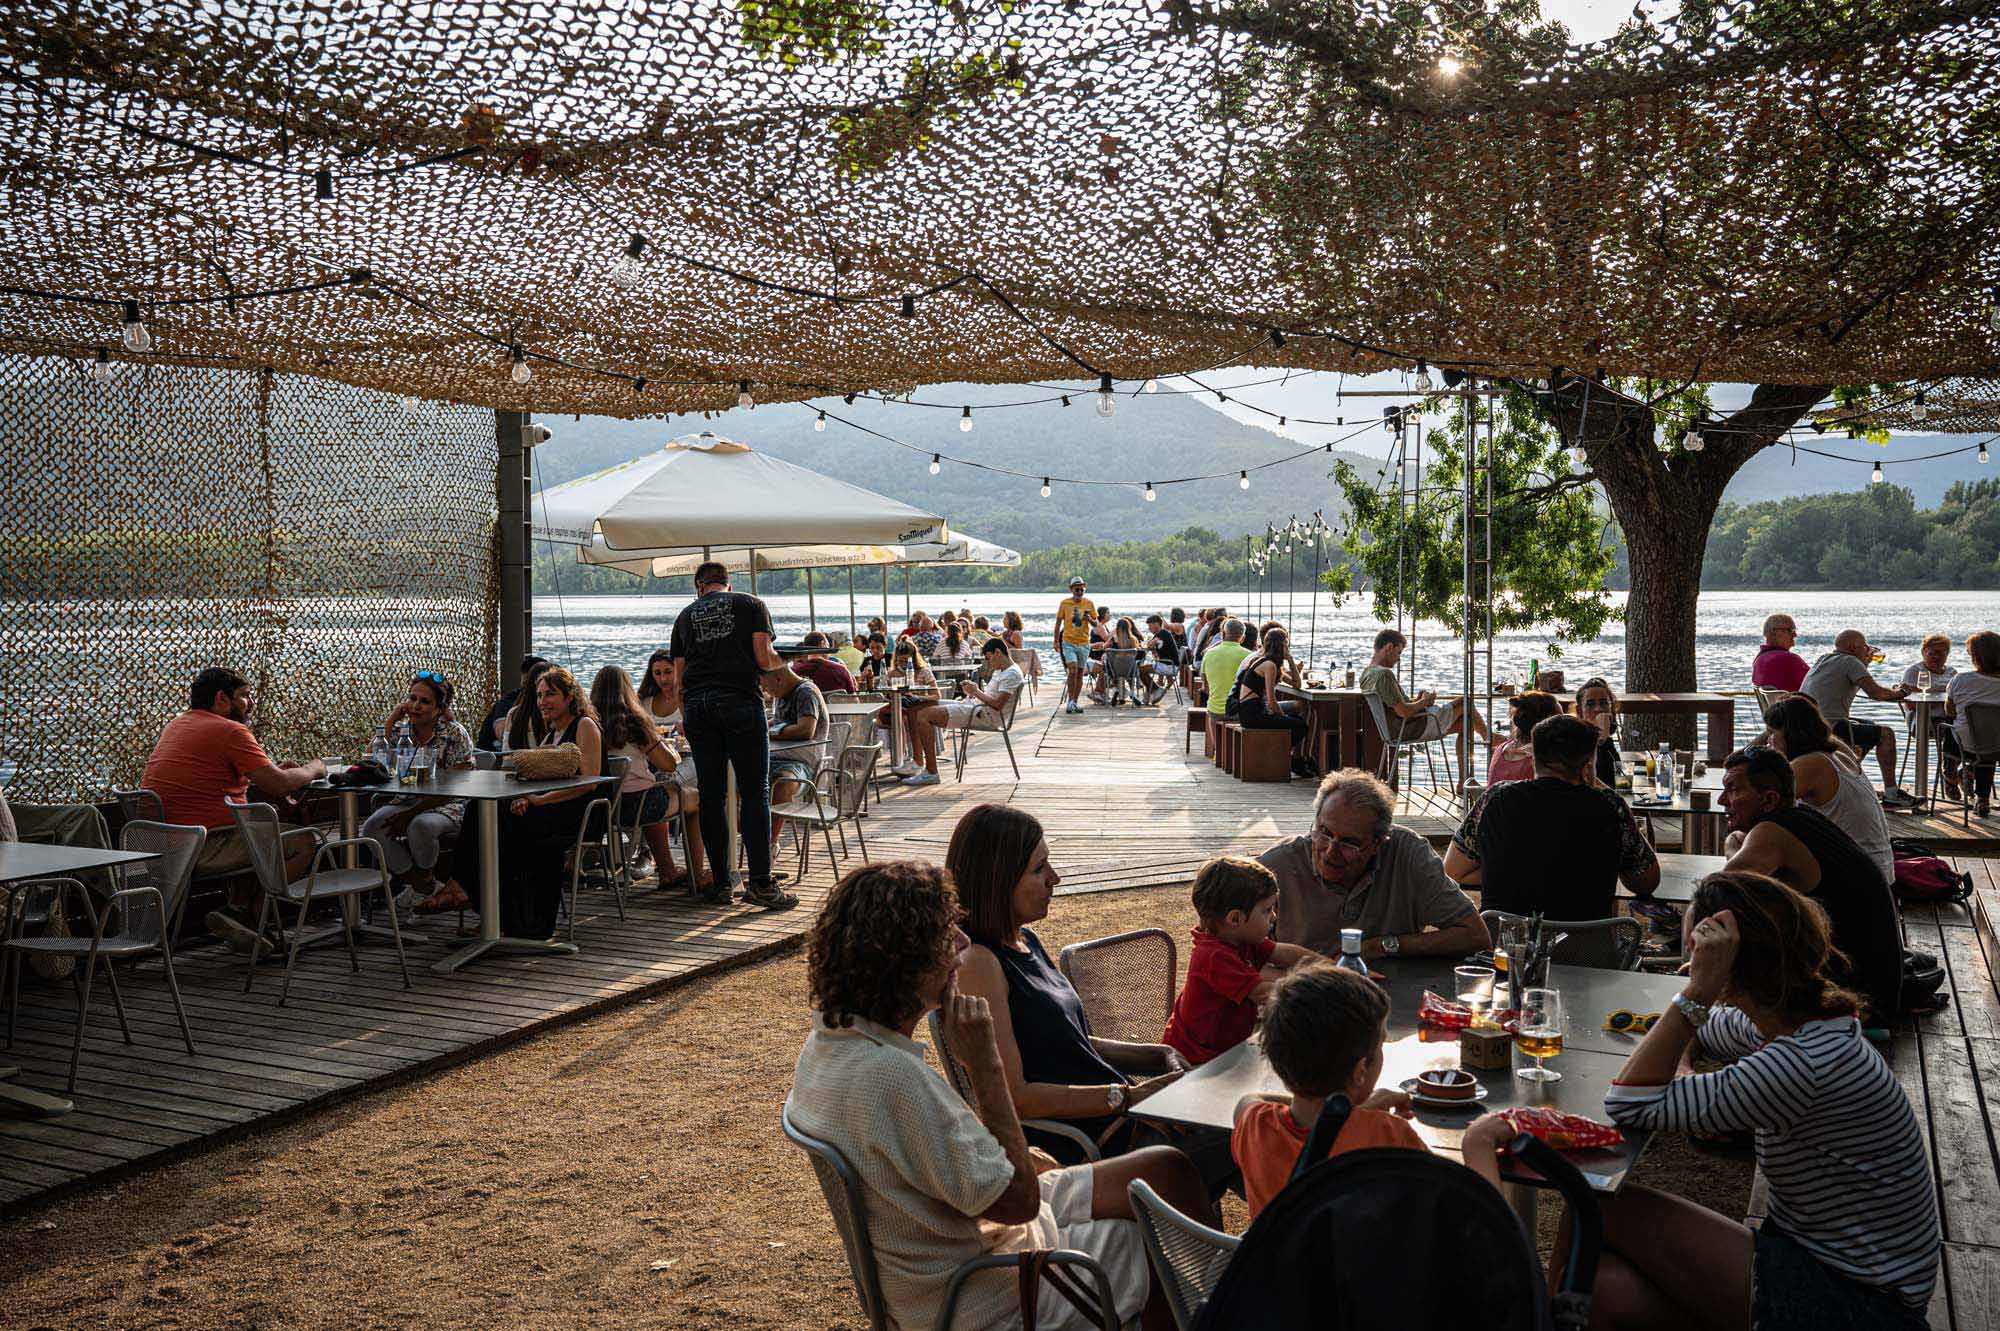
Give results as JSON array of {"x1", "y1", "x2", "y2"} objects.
[
  {"x1": 1484, "y1": 402, "x2": 1495, "y2": 759},
  {"x1": 903, "y1": 565, "x2": 911, "y2": 618},
  {"x1": 806, "y1": 567, "x2": 817, "y2": 631},
  {"x1": 1287, "y1": 527, "x2": 1297, "y2": 631},
  {"x1": 882, "y1": 565, "x2": 890, "y2": 620},
  {"x1": 1460, "y1": 389, "x2": 1476, "y2": 786},
  {"x1": 748, "y1": 550, "x2": 758, "y2": 598},
  {"x1": 496, "y1": 411, "x2": 531, "y2": 682},
  {"x1": 1309, "y1": 512, "x2": 1323, "y2": 675},
  {"x1": 848, "y1": 567, "x2": 857, "y2": 641}
]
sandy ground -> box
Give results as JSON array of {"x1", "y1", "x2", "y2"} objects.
[{"x1": 0, "y1": 884, "x2": 1748, "y2": 1329}]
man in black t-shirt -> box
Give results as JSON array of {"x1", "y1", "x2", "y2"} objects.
[
  {"x1": 668, "y1": 561, "x2": 796, "y2": 910},
  {"x1": 1141, "y1": 612, "x2": 1181, "y2": 705},
  {"x1": 1444, "y1": 714, "x2": 1661, "y2": 922},
  {"x1": 476, "y1": 654, "x2": 548, "y2": 750}
]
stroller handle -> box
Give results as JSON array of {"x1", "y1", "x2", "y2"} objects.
[{"x1": 1502, "y1": 1131, "x2": 1603, "y2": 1314}]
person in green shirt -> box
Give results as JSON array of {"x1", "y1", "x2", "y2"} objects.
[
  {"x1": 1053, "y1": 576, "x2": 1098, "y2": 714},
  {"x1": 1357, "y1": 629, "x2": 1491, "y2": 773},
  {"x1": 1201, "y1": 618, "x2": 1252, "y2": 718}
]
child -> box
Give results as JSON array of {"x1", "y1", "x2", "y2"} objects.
[
  {"x1": 1163, "y1": 857, "x2": 1314, "y2": 1065},
  {"x1": 1231, "y1": 964, "x2": 1513, "y2": 1219}
]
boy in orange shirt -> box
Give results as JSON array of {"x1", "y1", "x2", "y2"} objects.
[
  {"x1": 1163, "y1": 857, "x2": 1317, "y2": 1065},
  {"x1": 1231, "y1": 964, "x2": 1513, "y2": 1218}
]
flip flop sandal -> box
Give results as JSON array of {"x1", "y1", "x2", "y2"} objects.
[{"x1": 661, "y1": 872, "x2": 693, "y2": 893}]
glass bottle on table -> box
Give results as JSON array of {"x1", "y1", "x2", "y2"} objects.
[
  {"x1": 1515, "y1": 987, "x2": 1565, "y2": 1082},
  {"x1": 1333, "y1": 928, "x2": 1371, "y2": 978}
]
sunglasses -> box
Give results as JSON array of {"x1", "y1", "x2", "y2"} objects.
[
  {"x1": 1603, "y1": 1009, "x2": 1660, "y2": 1034},
  {"x1": 414, "y1": 670, "x2": 449, "y2": 686}
]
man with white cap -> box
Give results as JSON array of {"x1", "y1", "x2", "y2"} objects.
[{"x1": 1053, "y1": 576, "x2": 1096, "y2": 715}]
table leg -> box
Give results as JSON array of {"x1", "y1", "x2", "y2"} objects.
[
  {"x1": 336, "y1": 790, "x2": 424, "y2": 946},
  {"x1": 431, "y1": 798, "x2": 574, "y2": 973},
  {"x1": 888, "y1": 698, "x2": 906, "y2": 770},
  {"x1": 1914, "y1": 699, "x2": 1932, "y2": 810},
  {"x1": 1707, "y1": 704, "x2": 1734, "y2": 764}
]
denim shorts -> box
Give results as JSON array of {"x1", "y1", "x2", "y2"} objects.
[
  {"x1": 1830, "y1": 717, "x2": 1882, "y2": 751},
  {"x1": 771, "y1": 758, "x2": 812, "y2": 786},
  {"x1": 1751, "y1": 1224, "x2": 1928, "y2": 1331},
  {"x1": 1060, "y1": 640, "x2": 1092, "y2": 669},
  {"x1": 630, "y1": 782, "x2": 671, "y2": 826}
]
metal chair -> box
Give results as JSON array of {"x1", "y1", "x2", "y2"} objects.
[
  {"x1": 781, "y1": 1102, "x2": 1119, "y2": 1331},
  {"x1": 2, "y1": 821, "x2": 206, "y2": 1091},
  {"x1": 946, "y1": 684, "x2": 1023, "y2": 782},
  {"x1": 564, "y1": 767, "x2": 630, "y2": 937},
  {"x1": 1097, "y1": 648, "x2": 1142, "y2": 705},
  {"x1": 1751, "y1": 686, "x2": 1791, "y2": 718},
  {"x1": 1937, "y1": 703, "x2": 2000, "y2": 827},
  {"x1": 1364, "y1": 691, "x2": 1456, "y2": 791},
  {"x1": 1057, "y1": 928, "x2": 1178, "y2": 1045},
  {"x1": 110, "y1": 787, "x2": 165, "y2": 825},
  {"x1": 928, "y1": 1008, "x2": 1102, "y2": 1162},
  {"x1": 233, "y1": 802, "x2": 410, "y2": 1005},
  {"x1": 1127, "y1": 1177, "x2": 1238, "y2": 1330},
  {"x1": 471, "y1": 750, "x2": 501, "y2": 771},
  {"x1": 771, "y1": 743, "x2": 880, "y2": 876},
  {"x1": 1479, "y1": 910, "x2": 1643, "y2": 971}
]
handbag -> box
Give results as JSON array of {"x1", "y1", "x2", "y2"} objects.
[{"x1": 508, "y1": 743, "x2": 582, "y2": 780}]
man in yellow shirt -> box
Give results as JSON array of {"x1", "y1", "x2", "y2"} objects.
[{"x1": 1053, "y1": 576, "x2": 1097, "y2": 715}]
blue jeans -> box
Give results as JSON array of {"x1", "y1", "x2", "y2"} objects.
[{"x1": 683, "y1": 691, "x2": 770, "y2": 886}]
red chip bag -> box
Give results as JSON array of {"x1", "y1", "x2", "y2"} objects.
[
  {"x1": 1419, "y1": 991, "x2": 1517, "y2": 1031},
  {"x1": 1498, "y1": 1106, "x2": 1623, "y2": 1151}
]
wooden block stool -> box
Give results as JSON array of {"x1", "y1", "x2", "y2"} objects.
[
  {"x1": 1215, "y1": 721, "x2": 1241, "y2": 774},
  {"x1": 1185, "y1": 707, "x2": 1209, "y2": 755},
  {"x1": 1236, "y1": 726, "x2": 1292, "y2": 783}
]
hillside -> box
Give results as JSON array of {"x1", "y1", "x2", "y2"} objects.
[
  {"x1": 1723, "y1": 436, "x2": 1993, "y2": 507},
  {"x1": 528, "y1": 382, "x2": 1382, "y2": 552}
]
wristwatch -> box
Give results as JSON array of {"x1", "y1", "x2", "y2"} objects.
[
  {"x1": 1379, "y1": 933, "x2": 1401, "y2": 956},
  {"x1": 1104, "y1": 1085, "x2": 1128, "y2": 1111},
  {"x1": 1671, "y1": 992, "x2": 1712, "y2": 1027}
]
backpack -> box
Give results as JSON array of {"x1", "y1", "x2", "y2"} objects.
[{"x1": 1888, "y1": 838, "x2": 1974, "y2": 906}]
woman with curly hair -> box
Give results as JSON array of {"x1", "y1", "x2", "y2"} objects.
[
  {"x1": 1579, "y1": 871, "x2": 1939, "y2": 1329},
  {"x1": 787, "y1": 859, "x2": 1210, "y2": 1331}
]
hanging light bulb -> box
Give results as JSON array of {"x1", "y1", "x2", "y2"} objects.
[
  {"x1": 814, "y1": 410, "x2": 827, "y2": 432},
  {"x1": 609, "y1": 232, "x2": 648, "y2": 289},
  {"x1": 509, "y1": 346, "x2": 531, "y2": 385},
  {"x1": 929, "y1": 453, "x2": 942, "y2": 475},
  {"x1": 1143, "y1": 481, "x2": 1156, "y2": 502},
  {"x1": 1570, "y1": 445, "x2": 1588, "y2": 465},
  {"x1": 89, "y1": 347, "x2": 113, "y2": 381},
  {"x1": 1683, "y1": 428, "x2": 1705, "y2": 452},
  {"x1": 1913, "y1": 392, "x2": 1928, "y2": 423},
  {"x1": 1097, "y1": 373, "x2": 1116, "y2": 418},
  {"x1": 1870, "y1": 461, "x2": 1883, "y2": 484},
  {"x1": 400, "y1": 394, "x2": 419, "y2": 412},
  {"x1": 737, "y1": 381, "x2": 754, "y2": 410},
  {"x1": 1061, "y1": 394, "x2": 1072, "y2": 408},
  {"x1": 1980, "y1": 444, "x2": 1990, "y2": 464},
  {"x1": 120, "y1": 300, "x2": 150, "y2": 353},
  {"x1": 1413, "y1": 359, "x2": 1433, "y2": 393},
  {"x1": 1238, "y1": 470, "x2": 1250, "y2": 490},
  {"x1": 1143, "y1": 378, "x2": 1159, "y2": 394},
  {"x1": 960, "y1": 406, "x2": 973, "y2": 432},
  {"x1": 1040, "y1": 478, "x2": 1052, "y2": 498}
]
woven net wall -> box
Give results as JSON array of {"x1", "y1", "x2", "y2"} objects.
[
  {"x1": 0, "y1": 357, "x2": 498, "y2": 803},
  {"x1": 1, "y1": 1, "x2": 1997, "y2": 414}
]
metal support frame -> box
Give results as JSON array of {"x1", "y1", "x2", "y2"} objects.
[{"x1": 496, "y1": 410, "x2": 533, "y2": 674}]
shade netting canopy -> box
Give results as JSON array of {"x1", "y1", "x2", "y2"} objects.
[
  {"x1": 4, "y1": 1, "x2": 1999, "y2": 415},
  {"x1": 623, "y1": 531, "x2": 1020, "y2": 579},
  {"x1": 532, "y1": 432, "x2": 946, "y2": 558}
]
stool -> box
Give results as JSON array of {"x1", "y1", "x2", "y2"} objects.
[
  {"x1": 1236, "y1": 726, "x2": 1292, "y2": 782},
  {"x1": 1185, "y1": 707, "x2": 1209, "y2": 755},
  {"x1": 1216, "y1": 721, "x2": 1240, "y2": 774},
  {"x1": 1313, "y1": 729, "x2": 1341, "y2": 774}
]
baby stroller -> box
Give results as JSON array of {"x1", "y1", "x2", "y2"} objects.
[{"x1": 1169, "y1": 1095, "x2": 1603, "y2": 1330}]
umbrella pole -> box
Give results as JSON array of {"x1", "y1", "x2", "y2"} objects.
[
  {"x1": 903, "y1": 566, "x2": 911, "y2": 618},
  {"x1": 881, "y1": 566, "x2": 889, "y2": 619},
  {"x1": 848, "y1": 568, "x2": 857, "y2": 641},
  {"x1": 749, "y1": 549, "x2": 758, "y2": 598},
  {"x1": 806, "y1": 567, "x2": 817, "y2": 631}
]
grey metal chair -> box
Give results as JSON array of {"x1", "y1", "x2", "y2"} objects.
[
  {"x1": 1479, "y1": 910, "x2": 1643, "y2": 971},
  {"x1": 946, "y1": 684, "x2": 1023, "y2": 782},
  {"x1": 2, "y1": 820, "x2": 205, "y2": 1091},
  {"x1": 782, "y1": 1102, "x2": 1119, "y2": 1331},
  {"x1": 110, "y1": 787, "x2": 165, "y2": 825},
  {"x1": 564, "y1": 766, "x2": 630, "y2": 938},
  {"x1": 1097, "y1": 648, "x2": 1142, "y2": 705},
  {"x1": 233, "y1": 802, "x2": 410, "y2": 1005},
  {"x1": 1057, "y1": 928, "x2": 1178, "y2": 1046},
  {"x1": 928, "y1": 1008, "x2": 1101, "y2": 1162},
  {"x1": 771, "y1": 743, "x2": 880, "y2": 876},
  {"x1": 1364, "y1": 691, "x2": 1456, "y2": 791},
  {"x1": 1938, "y1": 702, "x2": 2000, "y2": 827},
  {"x1": 1127, "y1": 1177, "x2": 1239, "y2": 1330}
]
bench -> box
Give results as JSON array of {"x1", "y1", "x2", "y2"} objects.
[{"x1": 1218, "y1": 721, "x2": 1290, "y2": 783}]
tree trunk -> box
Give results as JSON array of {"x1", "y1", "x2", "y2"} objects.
[{"x1": 1616, "y1": 495, "x2": 1717, "y2": 750}]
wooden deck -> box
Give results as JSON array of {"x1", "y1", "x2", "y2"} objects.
[{"x1": 5, "y1": 680, "x2": 2000, "y2": 1327}]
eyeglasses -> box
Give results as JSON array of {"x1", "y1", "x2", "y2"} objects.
[
  {"x1": 1603, "y1": 1009, "x2": 1660, "y2": 1034},
  {"x1": 1310, "y1": 827, "x2": 1379, "y2": 856}
]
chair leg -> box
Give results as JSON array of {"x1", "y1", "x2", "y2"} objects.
[
  {"x1": 67, "y1": 948, "x2": 100, "y2": 1092},
  {"x1": 100, "y1": 952, "x2": 134, "y2": 1044},
  {"x1": 853, "y1": 814, "x2": 869, "y2": 862},
  {"x1": 4, "y1": 940, "x2": 17, "y2": 1049},
  {"x1": 279, "y1": 901, "x2": 309, "y2": 1008},
  {"x1": 158, "y1": 935, "x2": 196, "y2": 1055},
  {"x1": 381, "y1": 883, "x2": 412, "y2": 990},
  {"x1": 821, "y1": 820, "x2": 840, "y2": 873},
  {"x1": 245, "y1": 894, "x2": 276, "y2": 993},
  {"x1": 1003, "y1": 731, "x2": 1020, "y2": 780},
  {"x1": 341, "y1": 897, "x2": 362, "y2": 975}
]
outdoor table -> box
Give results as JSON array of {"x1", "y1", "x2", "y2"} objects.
[
  {"x1": 0, "y1": 843, "x2": 158, "y2": 1118},
  {"x1": 1625, "y1": 784, "x2": 1727, "y2": 854},
  {"x1": 1905, "y1": 688, "x2": 1945, "y2": 808},
  {"x1": 1640, "y1": 851, "x2": 1726, "y2": 904},
  {"x1": 1553, "y1": 692, "x2": 1737, "y2": 762},
  {"x1": 1275, "y1": 684, "x2": 1375, "y2": 773}
]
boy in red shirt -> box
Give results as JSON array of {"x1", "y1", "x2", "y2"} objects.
[
  {"x1": 1231, "y1": 964, "x2": 1514, "y2": 1218},
  {"x1": 1163, "y1": 857, "x2": 1314, "y2": 1065}
]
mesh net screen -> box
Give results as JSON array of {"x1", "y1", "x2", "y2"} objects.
[
  {"x1": 0, "y1": 356, "x2": 498, "y2": 803},
  {"x1": 1, "y1": 1, "x2": 1997, "y2": 414}
]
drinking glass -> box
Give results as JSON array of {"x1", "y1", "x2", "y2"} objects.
[
  {"x1": 1454, "y1": 965, "x2": 1496, "y2": 1009},
  {"x1": 1917, "y1": 668, "x2": 1932, "y2": 694},
  {"x1": 1515, "y1": 987, "x2": 1565, "y2": 1083},
  {"x1": 409, "y1": 745, "x2": 435, "y2": 782}
]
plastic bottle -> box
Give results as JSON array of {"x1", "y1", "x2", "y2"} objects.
[
  {"x1": 1528, "y1": 657, "x2": 1539, "y2": 691},
  {"x1": 1333, "y1": 928, "x2": 1371, "y2": 977},
  {"x1": 1656, "y1": 741, "x2": 1675, "y2": 802},
  {"x1": 370, "y1": 727, "x2": 391, "y2": 768}
]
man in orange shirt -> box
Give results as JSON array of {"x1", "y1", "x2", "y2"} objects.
[{"x1": 143, "y1": 667, "x2": 326, "y2": 950}]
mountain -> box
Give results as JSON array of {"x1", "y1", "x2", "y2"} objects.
[{"x1": 528, "y1": 383, "x2": 1385, "y2": 552}]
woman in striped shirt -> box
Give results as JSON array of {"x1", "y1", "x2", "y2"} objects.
[{"x1": 1582, "y1": 871, "x2": 1938, "y2": 1330}]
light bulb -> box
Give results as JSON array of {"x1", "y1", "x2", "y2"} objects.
[
  {"x1": 737, "y1": 381, "x2": 754, "y2": 410},
  {"x1": 1097, "y1": 373, "x2": 1116, "y2": 418},
  {"x1": 1913, "y1": 394, "x2": 1928, "y2": 423},
  {"x1": 1571, "y1": 445, "x2": 1588, "y2": 464},
  {"x1": 401, "y1": 394, "x2": 419, "y2": 412},
  {"x1": 1684, "y1": 429, "x2": 1704, "y2": 452},
  {"x1": 1870, "y1": 462, "x2": 1883, "y2": 484},
  {"x1": 814, "y1": 410, "x2": 826, "y2": 432},
  {"x1": 609, "y1": 231, "x2": 648, "y2": 289},
  {"x1": 89, "y1": 348, "x2": 113, "y2": 381},
  {"x1": 929, "y1": 454, "x2": 942, "y2": 475},
  {"x1": 1980, "y1": 445, "x2": 1990, "y2": 464},
  {"x1": 120, "y1": 300, "x2": 150, "y2": 352},
  {"x1": 959, "y1": 406, "x2": 973, "y2": 432},
  {"x1": 1413, "y1": 359, "x2": 1433, "y2": 393},
  {"x1": 1040, "y1": 478, "x2": 1052, "y2": 497},
  {"x1": 1061, "y1": 395, "x2": 1071, "y2": 408},
  {"x1": 1238, "y1": 470, "x2": 1249, "y2": 490},
  {"x1": 1143, "y1": 481, "x2": 1156, "y2": 502},
  {"x1": 509, "y1": 348, "x2": 531, "y2": 385},
  {"x1": 1143, "y1": 378, "x2": 1158, "y2": 394}
]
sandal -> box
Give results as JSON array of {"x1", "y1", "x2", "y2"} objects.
[
  {"x1": 661, "y1": 871, "x2": 693, "y2": 894},
  {"x1": 416, "y1": 882, "x2": 471, "y2": 912}
]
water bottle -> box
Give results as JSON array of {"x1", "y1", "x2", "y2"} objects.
[
  {"x1": 1333, "y1": 928, "x2": 1371, "y2": 978},
  {"x1": 370, "y1": 727, "x2": 391, "y2": 768},
  {"x1": 1656, "y1": 741, "x2": 1675, "y2": 802},
  {"x1": 395, "y1": 736, "x2": 415, "y2": 785}
]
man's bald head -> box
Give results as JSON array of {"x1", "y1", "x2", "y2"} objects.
[{"x1": 1834, "y1": 628, "x2": 1868, "y2": 657}]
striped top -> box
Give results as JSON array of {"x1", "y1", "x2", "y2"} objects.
[{"x1": 1605, "y1": 1008, "x2": 1939, "y2": 1308}]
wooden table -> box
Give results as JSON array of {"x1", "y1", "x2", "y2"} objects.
[
  {"x1": 1556, "y1": 692, "x2": 1737, "y2": 762},
  {"x1": 1133, "y1": 957, "x2": 1656, "y2": 1208},
  {"x1": 0, "y1": 843, "x2": 160, "y2": 1118},
  {"x1": 1642, "y1": 852, "x2": 1726, "y2": 904},
  {"x1": 1276, "y1": 684, "x2": 1376, "y2": 773}
]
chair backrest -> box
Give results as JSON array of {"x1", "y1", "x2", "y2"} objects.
[
  {"x1": 1362, "y1": 690, "x2": 1398, "y2": 742},
  {"x1": 471, "y1": 750, "x2": 500, "y2": 770},
  {"x1": 1962, "y1": 702, "x2": 2000, "y2": 756},
  {"x1": 1751, "y1": 686, "x2": 1790, "y2": 719},
  {"x1": 832, "y1": 744, "x2": 881, "y2": 817},
  {"x1": 1103, "y1": 647, "x2": 1141, "y2": 681},
  {"x1": 112, "y1": 787, "x2": 165, "y2": 826},
  {"x1": 1058, "y1": 928, "x2": 1178, "y2": 1044},
  {"x1": 115, "y1": 819, "x2": 207, "y2": 942},
  {"x1": 993, "y1": 682, "x2": 1022, "y2": 731},
  {"x1": 1008, "y1": 647, "x2": 1038, "y2": 678},
  {"x1": 781, "y1": 1102, "x2": 889, "y2": 1329},
  {"x1": 1129, "y1": 1177, "x2": 1239, "y2": 1331},
  {"x1": 229, "y1": 803, "x2": 294, "y2": 894},
  {"x1": 825, "y1": 718, "x2": 854, "y2": 759},
  {"x1": 1479, "y1": 910, "x2": 1643, "y2": 971}
]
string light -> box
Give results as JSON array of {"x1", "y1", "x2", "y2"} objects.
[
  {"x1": 1096, "y1": 373, "x2": 1116, "y2": 418},
  {"x1": 1913, "y1": 392, "x2": 1928, "y2": 423},
  {"x1": 1143, "y1": 480, "x2": 1156, "y2": 501},
  {"x1": 1413, "y1": 359, "x2": 1433, "y2": 393},
  {"x1": 314, "y1": 166, "x2": 333, "y2": 202},
  {"x1": 814, "y1": 409, "x2": 826, "y2": 431},
  {"x1": 959, "y1": 405, "x2": 973, "y2": 432},
  {"x1": 1683, "y1": 428, "x2": 1704, "y2": 452},
  {"x1": 400, "y1": 393, "x2": 419, "y2": 412},
  {"x1": 1981, "y1": 444, "x2": 1990, "y2": 464},
  {"x1": 738, "y1": 380, "x2": 754, "y2": 409},
  {"x1": 1040, "y1": 477, "x2": 1052, "y2": 497},
  {"x1": 120, "y1": 300, "x2": 150, "y2": 352},
  {"x1": 1144, "y1": 378, "x2": 1159, "y2": 393},
  {"x1": 1571, "y1": 445, "x2": 1588, "y2": 464},
  {"x1": 1438, "y1": 55, "x2": 1463, "y2": 76},
  {"x1": 1061, "y1": 394, "x2": 1072, "y2": 408},
  {"x1": 1239, "y1": 470, "x2": 1250, "y2": 489},
  {"x1": 89, "y1": 347, "x2": 112, "y2": 381},
  {"x1": 900, "y1": 294, "x2": 915, "y2": 318},
  {"x1": 1870, "y1": 461, "x2": 1883, "y2": 484},
  {"x1": 929, "y1": 453, "x2": 942, "y2": 474},
  {"x1": 509, "y1": 346, "x2": 531, "y2": 384},
  {"x1": 609, "y1": 232, "x2": 648, "y2": 289}
]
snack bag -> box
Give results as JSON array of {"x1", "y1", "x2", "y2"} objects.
[
  {"x1": 1498, "y1": 1106, "x2": 1623, "y2": 1150},
  {"x1": 1419, "y1": 991, "x2": 1516, "y2": 1030}
]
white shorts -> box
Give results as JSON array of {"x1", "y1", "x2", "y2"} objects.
[
  {"x1": 937, "y1": 700, "x2": 993, "y2": 729},
  {"x1": 1035, "y1": 1166, "x2": 1150, "y2": 1329}
]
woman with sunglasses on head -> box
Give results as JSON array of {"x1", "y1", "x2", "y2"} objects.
[
  {"x1": 361, "y1": 671, "x2": 476, "y2": 911},
  {"x1": 1574, "y1": 677, "x2": 1624, "y2": 785}
]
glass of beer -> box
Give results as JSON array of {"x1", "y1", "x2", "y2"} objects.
[
  {"x1": 1516, "y1": 987, "x2": 1565, "y2": 1083},
  {"x1": 1455, "y1": 965, "x2": 1496, "y2": 1009}
]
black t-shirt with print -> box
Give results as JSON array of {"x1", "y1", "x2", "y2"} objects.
[{"x1": 669, "y1": 590, "x2": 774, "y2": 701}]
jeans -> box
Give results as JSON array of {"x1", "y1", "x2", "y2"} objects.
[
  {"x1": 684, "y1": 691, "x2": 771, "y2": 886},
  {"x1": 1239, "y1": 694, "x2": 1308, "y2": 747}
]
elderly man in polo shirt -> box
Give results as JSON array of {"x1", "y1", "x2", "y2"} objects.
[{"x1": 1258, "y1": 770, "x2": 1490, "y2": 959}]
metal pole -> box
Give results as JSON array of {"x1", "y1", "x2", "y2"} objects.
[
  {"x1": 748, "y1": 550, "x2": 757, "y2": 598},
  {"x1": 848, "y1": 567, "x2": 857, "y2": 641},
  {"x1": 903, "y1": 565, "x2": 911, "y2": 618},
  {"x1": 1245, "y1": 535, "x2": 1252, "y2": 619},
  {"x1": 1484, "y1": 402, "x2": 1496, "y2": 760},
  {"x1": 1288, "y1": 524, "x2": 1297, "y2": 631},
  {"x1": 882, "y1": 566, "x2": 890, "y2": 620},
  {"x1": 496, "y1": 410, "x2": 531, "y2": 685},
  {"x1": 1310, "y1": 511, "x2": 1323, "y2": 675},
  {"x1": 806, "y1": 567, "x2": 817, "y2": 631},
  {"x1": 1460, "y1": 389, "x2": 1475, "y2": 787}
]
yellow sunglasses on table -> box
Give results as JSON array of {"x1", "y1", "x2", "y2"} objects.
[{"x1": 1603, "y1": 1009, "x2": 1661, "y2": 1034}]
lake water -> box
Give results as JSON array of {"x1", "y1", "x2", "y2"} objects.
[{"x1": 534, "y1": 587, "x2": 1996, "y2": 735}]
